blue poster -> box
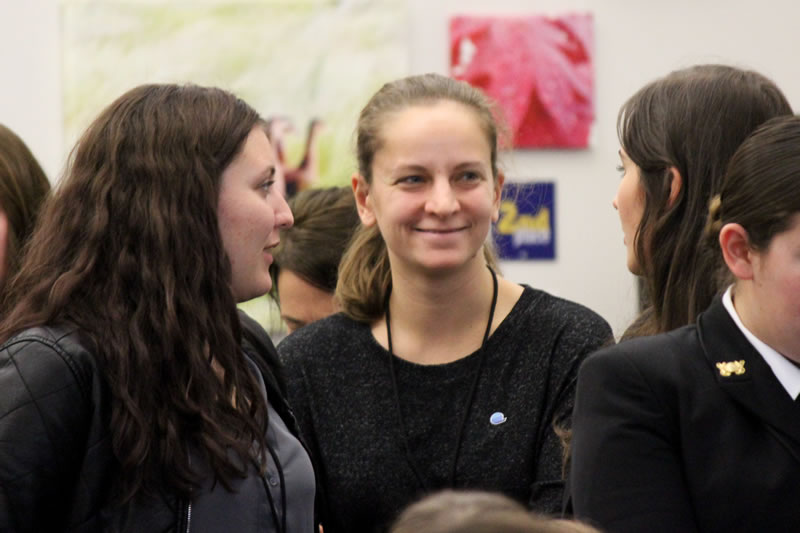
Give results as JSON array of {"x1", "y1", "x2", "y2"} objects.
[{"x1": 494, "y1": 182, "x2": 555, "y2": 260}]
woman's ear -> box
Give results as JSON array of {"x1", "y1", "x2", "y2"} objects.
[
  {"x1": 352, "y1": 173, "x2": 376, "y2": 227},
  {"x1": 492, "y1": 170, "x2": 505, "y2": 223},
  {"x1": 719, "y1": 223, "x2": 754, "y2": 281},
  {"x1": 667, "y1": 167, "x2": 683, "y2": 208}
]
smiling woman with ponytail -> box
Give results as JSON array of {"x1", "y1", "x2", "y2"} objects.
[{"x1": 279, "y1": 73, "x2": 612, "y2": 533}]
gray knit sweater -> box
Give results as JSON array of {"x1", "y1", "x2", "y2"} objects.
[{"x1": 278, "y1": 286, "x2": 612, "y2": 533}]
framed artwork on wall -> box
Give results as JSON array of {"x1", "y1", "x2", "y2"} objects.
[
  {"x1": 451, "y1": 14, "x2": 594, "y2": 149},
  {"x1": 61, "y1": 0, "x2": 408, "y2": 193},
  {"x1": 494, "y1": 181, "x2": 555, "y2": 260}
]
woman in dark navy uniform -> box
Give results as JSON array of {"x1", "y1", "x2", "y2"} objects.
[{"x1": 571, "y1": 115, "x2": 800, "y2": 532}]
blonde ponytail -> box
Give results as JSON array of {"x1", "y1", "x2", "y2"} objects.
[{"x1": 336, "y1": 224, "x2": 392, "y2": 322}]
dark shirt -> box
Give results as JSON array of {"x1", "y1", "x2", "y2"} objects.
[
  {"x1": 279, "y1": 286, "x2": 612, "y2": 533},
  {"x1": 190, "y1": 357, "x2": 315, "y2": 533}
]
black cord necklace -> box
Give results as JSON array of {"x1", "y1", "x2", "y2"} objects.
[{"x1": 385, "y1": 265, "x2": 498, "y2": 491}]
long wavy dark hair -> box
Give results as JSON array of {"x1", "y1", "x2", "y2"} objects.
[
  {"x1": 618, "y1": 64, "x2": 791, "y2": 339},
  {"x1": 0, "y1": 84, "x2": 271, "y2": 504}
]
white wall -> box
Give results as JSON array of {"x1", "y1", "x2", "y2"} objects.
[
  {"x1": 3, "y1": 0, "x2": 799, "y2": 336},
  {"x1": 0, "y1": 1, "x2": 62, "y2": 180}
]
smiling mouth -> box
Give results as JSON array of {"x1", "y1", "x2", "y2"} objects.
[{"x1": 415, "y1": 227, "x2": 467, "y2": 234}]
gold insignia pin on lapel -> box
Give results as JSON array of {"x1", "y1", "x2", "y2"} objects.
[{"x1": 716, "y1": 360, "x2": 746, "y2": 377}]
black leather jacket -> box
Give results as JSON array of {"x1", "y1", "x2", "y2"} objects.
[{"x1": 0, "y1": 311, "x2": 307, "y2": 532}]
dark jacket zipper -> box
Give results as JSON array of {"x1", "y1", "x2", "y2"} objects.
[
  {"x1": 184, "y1": 501, "x2": 192, "y2": 533},
  {"x1": 177, "y1": 499, "x2": 191, "y2": 533}
]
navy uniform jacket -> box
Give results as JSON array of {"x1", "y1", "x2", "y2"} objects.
[{"x1": 570, "y1": 297, "x2": 800, "y2": 532}]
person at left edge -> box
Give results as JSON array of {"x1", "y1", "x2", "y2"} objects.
[
  {"x1": 0, "y1": 122, "x2": 50, "y2": 293},
  {"x1": 0, "y1": 84, "x2": 317, "y2": 532}
]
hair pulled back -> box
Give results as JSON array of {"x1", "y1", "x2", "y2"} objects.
[
  {"x1": 705, "y1": 115, "x2": 800, "y2": 280},
  {"x1": 337, "y1": 73, "x2": 502, "y2": 321}
]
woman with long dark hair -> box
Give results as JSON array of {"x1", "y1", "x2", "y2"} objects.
[
  {"x1": 612, "y1": 65, "x2": 791, "y2": 339},
  {"x1": 0, "y1": 84, "x2": 315, "y2": 532}
]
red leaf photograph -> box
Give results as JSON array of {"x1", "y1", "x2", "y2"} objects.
[{"x1": 451, "y1": 13, "x2": 594, "y2": 149}]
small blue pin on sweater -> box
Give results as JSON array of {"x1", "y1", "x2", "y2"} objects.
[{"x1": 490, "y1": 412, "x2": 507, "y2": 425}]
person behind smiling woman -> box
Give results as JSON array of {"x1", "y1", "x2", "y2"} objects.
[
  {"x1": 272, "y1": 186, "x2": 360, "y2": 334},
  {"x1": 571, "y1": 115, "x2": 800, "y2": 532},
  {"x1": 279, "y1": 73, "x2": 612, "y2": 533}
]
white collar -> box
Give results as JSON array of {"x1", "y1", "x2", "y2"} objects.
[{"x1": 722, "y1": 285, "x2": 800, "y2": 400}]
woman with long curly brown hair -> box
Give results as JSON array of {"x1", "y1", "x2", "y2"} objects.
[{"x1": 0, "y1": 84, "x2": 315, "y2": 532}]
